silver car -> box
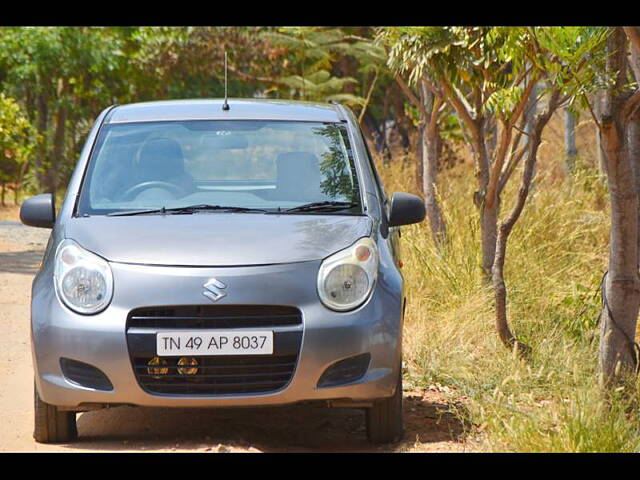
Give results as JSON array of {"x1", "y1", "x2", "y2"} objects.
[{"x1": 20, "y1": 99, "x2": 425, "y2": 445}]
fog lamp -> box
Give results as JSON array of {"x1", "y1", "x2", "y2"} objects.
[
  {"x1": 177, "y1": 357, "x2": 198, "y2": 375},
  {"x1": 147, "y1": 357, "x2": 169, "y2": 378}
]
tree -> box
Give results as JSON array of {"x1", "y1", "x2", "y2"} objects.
[
  {"x1": 390, "y1": 71, "x2": 448, "y2": 247},
  {"x1": 624, "y1": 27, "x2": 640, "y2": 265},
  {"x1": 0, "y1": 27, "x2": 129, "y2": 195},
  {"x1": 541, "y1": 26, "x2": 640, "y2": 384},
  {"x1": 129, "y1": 27, "x2": 282, "y2": 100},
  {"x1": 491, "y1": 26, "x2": 610, "y2": 357},
  {"x1": 381, "y1": 27, "x2": 552, "y2": 353},
  {"x1": 265, "y1": 29, "x2": 357, "y2": 103},
  {"x1": 492, "y1": 86, "x2": 562, "y2": 355},
  {"x1": 0, "y1": 27, "x2": 402, "y2": 202},
  {"x1": 0, "y1": 94, "x2": 37, "y2": 205},
  {"x1": 229, "y1": 27, "x2": 405, "y2": 155},
  {"x1": 383, "y1": 27, "x2": 614, "y2": 356},
  {"x1": 382, "y1": 27, "x2": 542, "y2": 282},
  {"x1": 528, "y1": 26, "x2": 640, "y2": 385},
  {"x1": 596, "y1": 27, "x2": 640, "y2": 385}
]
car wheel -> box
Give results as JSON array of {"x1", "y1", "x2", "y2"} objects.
[
  {"x1": 33, "y1": 382, "x2": 77, "y2": 443},
  {"x1": 365, "y1": 368, "x2": 404, "y2": 444}
]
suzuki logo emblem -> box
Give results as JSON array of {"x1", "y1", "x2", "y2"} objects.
[{"x1": 203, "y1": 278, "x2": 227, "y2": 302}]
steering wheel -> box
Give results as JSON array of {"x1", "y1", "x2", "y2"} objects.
[{"x1": 120, "y1": 181, "x2": 187, "y2": 201}]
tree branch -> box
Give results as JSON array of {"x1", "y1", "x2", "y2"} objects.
[
  {"x1": 394, "y1": 74, "x2": 427, "y2": 118},
  {"x1": 359, "y1": 68, "x2": 379, "y2": 124},
  {"x1": 439, "y1": 77, "x2": 479, "y2": 141},
  {"x1": 420, "y1": 74, "x2": 443, "y2": 99},
  {"x1": 485, "y1": 73, "x2": 539, "y2": 209},
  {"x1": 498, "y1": 113, "x2": 529, "y2": 195},
  {"x1": 428, "y1": 96, "x2": 444, "y2": 137},
  {"x1": 584, "y1": 92, "x2": 603, "y2": 131},
  {"x1": 498, "y1": 142, "x2": 528, "y2": 196}
]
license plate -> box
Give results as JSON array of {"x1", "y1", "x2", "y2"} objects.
[{"x1": 156, "y1": 330, "x2": 273, "y2": 356}]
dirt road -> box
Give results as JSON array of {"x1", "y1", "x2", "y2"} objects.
[{"x1": 0, "y1": 220, "x2": 468, "y2": 452}]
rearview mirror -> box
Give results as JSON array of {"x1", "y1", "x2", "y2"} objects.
[
  {"x1": 388, "y1": 192, "x2": 426, "y2": 227},
  {"x1": 20, "y1": 193, "x2": 56, "y2": 229}
]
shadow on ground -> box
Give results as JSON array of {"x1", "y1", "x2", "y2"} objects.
[
  {"x1": 0, "y1": 250, "x2": 44, "y2": 275},
  {"x1": 58, "y1": 393, "x2": 468, "y2": 452}
]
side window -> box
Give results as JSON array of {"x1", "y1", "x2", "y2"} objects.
[{"x1": 361, "y1": 132, "x2": 388, "y2": 206}]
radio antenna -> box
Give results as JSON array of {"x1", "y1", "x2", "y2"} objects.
[{"x1": 222, "y1": 51, "x2": 230, "y2": 111}]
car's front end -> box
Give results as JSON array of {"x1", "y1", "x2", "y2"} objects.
[
  {"x1": 33, "y1": 237, "x2": 403, "y2": 410},
  {"x1": 23, "y1": 99, "x2": 424, "y2": 444}
]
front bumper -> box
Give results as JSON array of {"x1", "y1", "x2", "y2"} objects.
[{"x1": 32, "y1": 258, "x2": 403, "y2": 408}]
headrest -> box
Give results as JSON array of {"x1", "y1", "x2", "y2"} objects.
[
  {"x1": 138, "y1": 137, "x2": 186, "y2": 179},
  {"x1": 276, "y1": 151, "x2": 322, "y2": 199}
]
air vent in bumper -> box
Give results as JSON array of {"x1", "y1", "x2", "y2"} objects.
[{"x1": 60, "y1": 358, "x2": 114, "y2": 391}]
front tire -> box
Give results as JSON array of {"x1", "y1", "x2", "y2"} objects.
[
  {"x1": 33, "y1": 382, "x2": 77, "y2": 443},
  {"x1": 365, "y1": 369, "x2": 404, "y2": 444}
]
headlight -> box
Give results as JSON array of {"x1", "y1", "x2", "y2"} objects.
[
  {"x1": 54, "y1": 239, "x2": 113, "y2": 314},
  {"x1": 317, "y1": 237, "x2": 378, "y2": 311}
]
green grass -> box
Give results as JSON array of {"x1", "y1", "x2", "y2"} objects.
[{"x1": 377, "y1": 148, "x2": 640, "y2": 452}]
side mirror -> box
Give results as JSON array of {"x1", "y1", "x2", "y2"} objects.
[
  {"x1": 20, "y1": 193, "x2": 56, "y2": 229},
  {"x1": 388, "y1": 192, "x2": 426, "y2": 227}
]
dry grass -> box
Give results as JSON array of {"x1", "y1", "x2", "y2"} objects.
[{"x1": 376, "y1": 111, "x2": 640, "y2": 452}]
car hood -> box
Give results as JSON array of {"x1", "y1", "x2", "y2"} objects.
[{"x1": 64, "y1": 213, "x2": 373, "y2": 266}]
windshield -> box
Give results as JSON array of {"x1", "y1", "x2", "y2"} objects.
[{"x1": 76, "y1": 120, "x2": 362, "y2": 216}]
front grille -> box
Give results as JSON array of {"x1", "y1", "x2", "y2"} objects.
[
  {"x1": 128, "y1": 305, "x2": 302, "y2": 329},
  {"x1": 133, "y1": 354, "x2": 297, "y2": 395},
  {"x1": 126, "y1": 305, "x2": 302, "y2": 396}
]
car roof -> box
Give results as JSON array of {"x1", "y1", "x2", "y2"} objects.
[{"x1": 106, "y1": 99, "x2": 344, "y2": 124}]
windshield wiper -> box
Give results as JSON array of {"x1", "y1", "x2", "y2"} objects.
[
  {"x1": 107, "y1": 204, "x2": 268, "y2": 217},
  {"x1": 276, "y1": 201, "x2": 360, "y2": 214}
]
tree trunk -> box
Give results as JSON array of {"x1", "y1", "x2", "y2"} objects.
[
  {"x1": 594, "y1": 93, "x2": 608, "y2": 177},
  {"x1": 438, "y1": 79, "x2": 497, "y2": 282},
  {"x1": 598, "y1": 28, "x2": 640, "y2": 386},
  {"x1": 629, "y1": 110, "x2": 640, "y2": 265},
  {"x1": 362, "y1": 112, "x2": 383, "y2": 154},
  {"x1": 35, "y1": 91, "x2": 49, "y2": 192},
  {"x1": 565, "y1": 108, "x2": 578, "y2": 173},
  {"x1": 419, "y1": 82, "x2": 447, "y2": 248},
  {"x1": 422, "y1": 130, "x2": 448, "y2": 247},
  {"x1": 415, "y1": 123, "x2": 424, "y2": 193},
  {"x1": 524, "y1": 84, "x2": 538, "y2": 135},
  {"x1": 493, "y1": 199, "x2": 529, "y2": 356},
  {"x1": 480, "y1": 198, "x2": 498, "y2": 281},
  {"x1": 50, "y1": 78, "x2": 70, "y2": 198},
  {"x1": 526, "y1": 83, "x2": 540, "y2": 182},
  {"x1": 627, "y1": 27, "x2": 640, "y2": 266},
  {"x1": 380, "y1": 87, "x2": 392, "y2": 162},
  {"x1": 486, "y1": 115, "x2": 498, "y2": 161},
  {"x1": 360, "y1": 119, "x2": 378, "y2": 156},
  {"x1": 14, "y1": 158, "x2": 30, "y2": 205},
  {"x1": 390, "y1": 82, "x2": 412, "y2": 152},
  {"x1": 472, "y1": 129, "x2": 497, "y2": 282}
]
